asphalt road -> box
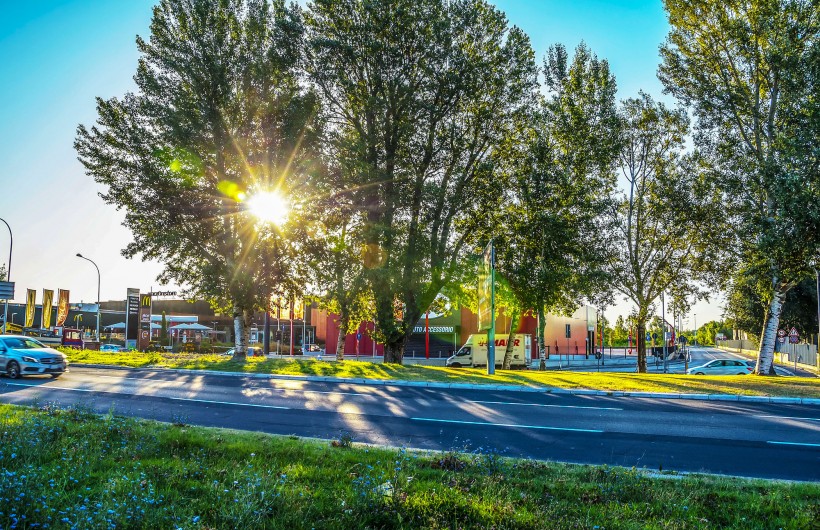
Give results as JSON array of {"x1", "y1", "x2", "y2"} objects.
[{"x1": 1, "y1": 365, "x2": 818, "y2": 481}]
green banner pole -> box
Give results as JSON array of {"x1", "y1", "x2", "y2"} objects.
[{"x1": 487, "y1": 240, "x2": 495, "y2": 375}]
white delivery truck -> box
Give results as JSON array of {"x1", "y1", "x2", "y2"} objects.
[{"x1": 445, "y1": 333, "x2": 531, "y2": 369}]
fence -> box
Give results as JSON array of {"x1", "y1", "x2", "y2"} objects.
[{"x1": 717, "y1": 339, "x2": 819, "y2": 371}]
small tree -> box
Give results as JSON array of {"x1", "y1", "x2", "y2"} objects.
[{"x1": 608, "y1": 94, "x2": 724, "y2": 372}]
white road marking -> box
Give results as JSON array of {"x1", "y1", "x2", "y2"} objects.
[
  {"x1": 467, "y1": 400, "x2": 622, "y2": 411},
  {"x1": 411, "y1": 417, "x2": 603, "y2": 433},
  {"x1": 767, "y1": 441, "x2": 820, "y2": 448},
  {"x1": 2, "y1": 382, "x2": 290, "y2": 410},
  {"x1": 757, "y1": 415, "x2": 820, "y2": 422},
  {"x1": 82, "y1": 374, "x2": 370, "y2": 396}
]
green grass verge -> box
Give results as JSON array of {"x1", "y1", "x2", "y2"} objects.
[
  {"x1": 1, "y1": 403, "x2": 817, "y2": 529},
  {"x1": 61, "y1": 348, "x2": 820, "y2": 398}
]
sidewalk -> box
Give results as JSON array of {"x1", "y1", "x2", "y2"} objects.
[{"x1": 74, "y1": 362, "x2": 820, "y2": 406}]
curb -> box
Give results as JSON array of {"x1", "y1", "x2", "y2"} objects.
[{"x1": 70, "y1": 363, "x2": 820, "y2": 406}]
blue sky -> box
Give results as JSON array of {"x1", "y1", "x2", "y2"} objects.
[{"x1": 0, "y1": 0, "x2": 720, "y2": 327}]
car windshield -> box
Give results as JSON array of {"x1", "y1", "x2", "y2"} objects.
[
  {"x1": 455, "y1": 346, "x2": 471, "y2": 357},
  {"x1": 2, "y1": 338, "x2": 45, "y2": 349}
]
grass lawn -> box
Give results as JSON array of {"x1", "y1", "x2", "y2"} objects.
[
  {"x1": 61, "y1": 349, "x2": 820, "y2": 398},
  {"x1": 0, "y1": 403, "x2": 817, "y2": 529}
]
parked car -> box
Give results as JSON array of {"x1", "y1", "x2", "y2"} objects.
[
  {"x1": 686, "y1": 359, "x2": 753, "y2": 375},
  {"x1": 100, "y1": 343, "x2": 126, "y2": 352},
  {"x1": 302, "y1": 344, "x2": 324, "y2": 356},
  {"x1": 222, "y1": 347, "x2": 264, "y2": 357},
  {"x1": 0, "y1": 335, "x2": 68, "y2": 379}
]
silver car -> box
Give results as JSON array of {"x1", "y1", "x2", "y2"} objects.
[
  {"x1": 686, "y1": 359, "x2": 752, "y2": 375},
  {"x1": 0, "y1": 335, "x2": 68, "y2": 379}
]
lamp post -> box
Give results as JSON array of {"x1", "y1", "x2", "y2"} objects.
[
  {"x1": 76, "y1": 253, "x2": 100, "y2": 340},
  {"x1": 1, "y1": 217, "x2": 12, "y2": 334},
  {"x1": 694, "y1": 313, "x2": 697, "y2": 346}
]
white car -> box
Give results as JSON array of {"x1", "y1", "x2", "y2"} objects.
[
  {"x1": 686, "y1": 359, "x2": 753, "y2": 375},
  {"x1": 222, "y1": 347, "x2": 264, "y2": 357},
  {"x1": 302, "y1": 343, "x2": 324, "y2": 356},
  {"x1": 0, "y1": 335, "x2": 68, "y2": 379}
]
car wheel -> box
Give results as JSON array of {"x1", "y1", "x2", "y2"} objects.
[
  {"x1": 7, "y1": 361, "x2": 21, "y2": 379},
  {"x1": 736, "y1": 372, "x2": 746, "y2": 375},
  {"x1": 695, "y1": 371, "x2": 705, "y2": 375},
  {"x1": 449, "y1": 363, "x2": 462, "y2": 368},
  {"x1": 50, "y1": 373, "x2": 62, "y2": 379}
]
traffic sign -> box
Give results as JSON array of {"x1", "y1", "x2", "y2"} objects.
[
  {"x1": 680, "y1": 336, "x2": 688, "y2": 344},
  {"x1": 789, "y1": 327, "x2": 799, "y2": 344},
  {"x1": 356, "y1": 332, "x2": 362, "y2": 341},
  {"x1": 652, "y1": 332, "x2": 658, "y2": 340},
  {"x1": 777, "y1": 329, "x2": 786, "y2": 337},
  {"x1": 645, "y1": 332, "x2": 651, "y2": 342},
  {"x1": 0, "y1": 281, "x2": 14, "y2": 299},
  {"x1": 789, "y1": 327, "x2": 798, "y2": 336}
]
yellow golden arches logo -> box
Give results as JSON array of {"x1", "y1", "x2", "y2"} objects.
[{"x1": 141, "y1": 295, "x2": 152, "y2": 307}]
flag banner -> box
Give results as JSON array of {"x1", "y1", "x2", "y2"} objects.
[
  {"x1": 56, "y1": 289, "x2": 70, "y2": 326},
  {"x1": 477, "y1": 241, "x2": 494, "y2": 331},
  {"x1": 42, "y1": 289, "x2": 54, "y2": 329},
  {"x1": 292, "y1": 298, "x2": 304, "y2": 320},
  {"x1": 25, "y1": 289, "x2": 36, "y2": 328}
]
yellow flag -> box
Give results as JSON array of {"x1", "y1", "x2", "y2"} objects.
[
  {"x1": 25, "y1": 289, "x2": 36, "y2": 328},
  {"x1": 42, "y1": 289, "x2": 54, "y2": 329}
]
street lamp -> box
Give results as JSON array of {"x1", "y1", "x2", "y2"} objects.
[
  {"x1": 76, "y1": 253, "x2": 101, "y2": 340},
  {"x1": 694, "y1": 313, "x2": 697, "y2": 346},
  {"x1": 0, "y1": 217, "x2": 12, "y2": 334}
]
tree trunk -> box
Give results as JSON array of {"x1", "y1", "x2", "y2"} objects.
[
  {"x1": 335, "y1": 314, "x2": 348, "y2": 362},
  {"x1": 635, "y1": 318, "x2": 647, "y2": 373},
  {"x1": 502, "y1": 309, "x2": 520, "y2": 370},
  {"x1": 232, "y1": 304, "x2": 248, "y2": 361},
  {"x1": 537, "y1": 306, "x2": 546, "y2": 359},
  {"x1": 384, "y1": 339, "x2": 405, "y2": 364},
  {"x1": 755, "y1": 280, "x2": 788, "y2": 376}
]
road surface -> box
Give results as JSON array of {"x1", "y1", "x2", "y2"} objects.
[{"x1": 1, "y1": 365, "x2": 818, "y2": 481}]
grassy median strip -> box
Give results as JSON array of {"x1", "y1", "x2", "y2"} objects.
[
  {"x1": 61, "y1": 349, "x2": 820, "y2": 398},
  {"x1": 0, "y1": 403, "x2": 817, "y2": 529}
]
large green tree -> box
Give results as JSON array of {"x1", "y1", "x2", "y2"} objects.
[
  {"x1": 305, "y1": 0, "x2": 537, "y2": 363},
  {"x1": 494, "y1": 43, "x2": 621, "y2": 368},
  {"x1": 659, "y1": 0, "x2": 820, "y2": 374},
  {"x1": 76, "y1": 0, "x2": 322, "y2": 359},
  {"x1": 609, "y1": 94, "x2": 724, "y2": 372}
]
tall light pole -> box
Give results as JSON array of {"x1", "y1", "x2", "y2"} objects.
[
  {"x1": 76, "y1": 253, "x2": 100, "y2": 340},
  {"x1": 1, "y1": 217, "x2": 12, "y2": 334}
]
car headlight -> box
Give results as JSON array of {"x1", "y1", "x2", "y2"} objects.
[{"x1": 22, "y1": 356, "x2": 38, "y2": 363}]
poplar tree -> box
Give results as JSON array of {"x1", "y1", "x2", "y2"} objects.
[
  {"x1": 75, "y1": 0, "x2": 322, "y2": 359},
  {"x1": 659, "y1": 0, "x2": 820, "y2": 374},
  {"x1": 305, "y1": 0, "x2": 537, "y2": 363}
]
